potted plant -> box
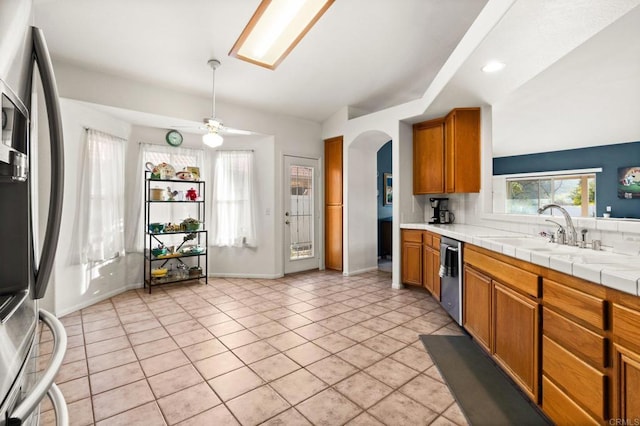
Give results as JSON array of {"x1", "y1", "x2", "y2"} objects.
[{"x1": 181, "y1": 217, "x2": 201, "y2": 231}]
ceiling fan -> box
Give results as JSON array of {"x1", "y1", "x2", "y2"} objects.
[{"x1": 176, "y1": 59, "x2": 252, "y2": 148}]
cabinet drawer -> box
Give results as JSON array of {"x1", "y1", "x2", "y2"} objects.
[
  {"x1": 402, "y1": 229, "x2": 423, "y2": 244},
  {"x1": 542, "y1": 376, "x2": 600, "y2": 426},
  {"x1": 543, "y1": 279, "x2": 606, "y2": 330},
  {"x1": 464, "y1": 249, "x2": 539, "y2": 297},
  {"x1": 612, "y1": 303, "x2": 640, "y2": 352},
  {"x1": 543, "y1": 336, "x2": 606, "y2": 420},
  {"x1": 543, "y1": 308, "x2": 606, "y2": 368}
]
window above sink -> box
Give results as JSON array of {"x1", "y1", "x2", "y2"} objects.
[{"x1": 493, "y1": 168, "x2": 600, "y2": 218}]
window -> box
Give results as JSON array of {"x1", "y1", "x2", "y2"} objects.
[
  {"x1": 126, "y1": 143, "x2": 204, "y2": 252},
  {"x1": 76, "y1": 129, "x2": 126, "y2": 263},
  {"x1": 211, "y1": 151, "x2": 257, "y2": 247},
  {"x1": 501, "y1": 172, "x2": 596, "y2": 217},
  {"x1": 289, "y1": 165, "x2": 314, "y2": 260}
]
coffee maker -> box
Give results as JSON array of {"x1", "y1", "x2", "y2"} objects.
[{"x1": 429, "y1": 197, "x2": 454, "y2": 224}]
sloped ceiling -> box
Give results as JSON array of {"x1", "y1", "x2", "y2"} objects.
[{"x1": 33, "y1": 0, "x2": 487, "y2": 123}]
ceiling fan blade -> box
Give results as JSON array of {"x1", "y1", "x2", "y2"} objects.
[{"x1": 220, "y1": 125, "x2": 253, "y2": 136}]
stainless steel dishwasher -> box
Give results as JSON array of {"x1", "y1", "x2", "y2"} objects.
[{"x1": 439, "y1": 236, "x2": 463, "y2": 325}]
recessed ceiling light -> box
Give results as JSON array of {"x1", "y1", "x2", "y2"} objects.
[
  {"x1": 229, "y1": 0, "x2": 335, "y2": 70},
  {"x1": 482, "y1": 61, "x2": 506, "y2": 73}
]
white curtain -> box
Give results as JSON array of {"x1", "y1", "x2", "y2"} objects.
[
  {"x1": 211, "y1": 150, "x2": 257, "y2": 247},
  {"x1": 76, "y1": 129, "x2": 126, "y2": 263},
  {"x1": 125, "y1": 143, "x2": 205, "y2": 252}
]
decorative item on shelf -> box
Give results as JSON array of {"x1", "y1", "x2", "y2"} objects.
[
  {"x1": 150, "y1": 187, "x2": 165, "y2": 201},
  {"x1": 176, "y1": 263, "x2": 189, "y2": 279},
  {"x1": 151, "y1": 244, "x2": 167, "y2": 257},
  {"x1": 148, "y1": 222, "x2": 165, "y2": 233},
  {"x1": 180, "y1": 245, "x2": 204, "y2": 254},
  {"x1": 185, "y1": 188, "x2": 198, "y2": 201},
  {"x1": 176, "y1": 170, "x2": 194, "y2": 181},
  {"x1": 183, "y1": 233, "x2": 197, "y2": 242},
  {"x1": 166, "y1": 187, "x2": 178, "y2": 201},
  {"x1": 163, "y1": 223, "x2": 181, "y2": 232},
  {"x1": 151, "y1": 267, "x2": 168, "y2": 277},
  {"x1": 186, "y1": 166, "x2": 200, "y2": 180},
  {"x1": 181, "y1": 218, "x2": 201, "y2": 232},
  {"x1": 189, "y1": 266, "x2": 203, "y2": 278},
  {"x1": 145, "y1": 162, "x2": 176, "y2": 180}
]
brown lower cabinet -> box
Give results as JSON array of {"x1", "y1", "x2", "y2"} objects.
[
  {"x1": 401, "y1": 229, "x2": 440, "y2": 299},
  {"x1": 463, "y1": 243, "x2": 640, "y2": 425},
  {"x1": 462, "y1": 262, "x2": 539, "y2": 402},
  {"x1": 463, "y1": 266, "x2": 492, "y2": 352},
  {"x1": 493, "y1": 282, "x2": 539, "y2": 401},
  {"x1": 612, "y1": 304, "x2": 640, "y2": 420}
]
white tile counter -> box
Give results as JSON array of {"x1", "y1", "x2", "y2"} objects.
[{"x1": 401, "y1": 223, "x2": 640, "y2": 296}]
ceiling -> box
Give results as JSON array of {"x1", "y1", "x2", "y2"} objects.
[
  {"x1": 33, "y1": 0, "x2": 488, "y2": 123},
  {"x1": 32, "y1": 0, "x2": 640, "y2": 133}
]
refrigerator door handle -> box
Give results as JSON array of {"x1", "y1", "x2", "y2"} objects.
[
  {"x1": 32, "y1": 26, "x2": 64, "y2": 300},
  {"x1": 9, "y1": 309, "x2": 68, "y2": 425}
]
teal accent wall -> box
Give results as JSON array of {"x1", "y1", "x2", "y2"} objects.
[
  {"x1": 493, "y1": 141, "x2": 640, "y2": 219},
  {"x1": 377, "y1": 141, "x2": 392, "y2": 219}
]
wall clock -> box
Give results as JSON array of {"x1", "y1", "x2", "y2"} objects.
[{"x1": 165, "y1": 129, "x2": 183, "y2": 147}]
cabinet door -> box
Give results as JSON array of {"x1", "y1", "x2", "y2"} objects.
[
  {"x1": 423, "y1": 245, "x2": 440, "y2": 299},
  {"x1": 445, "y1": 108, "x2": 480, "y2": 193},
  {"x1": 325, "y1": 205, "x2": 343, "y2": 271},
  {"x1": 430, "y1": 246, "x2": 441, "y2": 301},
  {"x1": 413, "y1": 118, "x2": 444, "y2": 194},
  {"x1": 402, "y1": 242, "x2": 422, "y2": 286},
  {"x1": 493, "y1": 281, "x2": 540, "y2": 402},
  {"x1": 423, "y1": 244, "x2": 433, "y2": 294},
  {"x1": 325, "y1": 136, "x2": 343, "y2": 205},
  {"x1": 325, "y1": 136, "x2": 343, "y2": 271},
  {"x1": 613, "y1": 344, "x2": 640, "y2": 420},
  {"x1": 463, "y1": 266, "x2": 492, "y2": 352},
  {"x1": 445, "y1": 111, "x2": 456, "y2": 194}
]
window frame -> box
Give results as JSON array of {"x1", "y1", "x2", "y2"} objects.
[{"x1": 494, "y1": 168, "x2": 601, "y2": 218}]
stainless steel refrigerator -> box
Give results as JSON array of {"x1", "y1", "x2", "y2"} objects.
[{"x1": 0, "y1": 0, "x2": 67, "y2": 425}]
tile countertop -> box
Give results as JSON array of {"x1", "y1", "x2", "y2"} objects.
[{"x1": 400, "y1": 223, "x2": 640, "y2": 297}]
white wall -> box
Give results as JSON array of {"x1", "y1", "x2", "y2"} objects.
[
  {"x1": 50, "y1": 99, "x2": 133, "y2": 316},
  {"x1": 47, "y1": 62, "x2": 323, "y2": 315},
  {"x1": 492, "y1": 4, "x2": 640, "y2": 157}
]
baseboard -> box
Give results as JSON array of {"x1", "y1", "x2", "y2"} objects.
[
  {"x1": 208, "y1": 272, "x2": 284, "y2": 279},
  {"x1": 342, "y1": 266, "x2": 379, "y2": 276},
  {"x1": 55, "y1": 282, "x2": 143, "y2": 317}
]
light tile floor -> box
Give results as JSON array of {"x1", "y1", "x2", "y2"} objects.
[{"x1": 39, "y1": 269, "x2": 468, "y2": 426}]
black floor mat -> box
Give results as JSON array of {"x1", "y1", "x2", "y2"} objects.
[{"x1": 419, "y1": 334, "x2": 552, "y2": 426}]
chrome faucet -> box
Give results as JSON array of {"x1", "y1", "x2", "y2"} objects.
[{"x1": 538, "y1": 203, "x2": 577, "y2": 246}]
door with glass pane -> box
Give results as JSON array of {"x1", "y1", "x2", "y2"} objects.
[{"x1": 284, "y1": 156, "x2": 319, "y2": 274}]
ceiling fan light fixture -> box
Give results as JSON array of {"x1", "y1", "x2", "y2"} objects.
[
  {"x1": 229, "y1": 0, "x2": 335, "y2": 69},
  {"x1": 203, "y1": 131, "x2": 224, "y2": 148}
]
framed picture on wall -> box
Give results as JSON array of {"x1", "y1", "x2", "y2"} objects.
[
  {"x1": 618, "y1": 166, "x2": 640, "y2": 199},
  {"x1": 383, "y1": 173, "x2": 392, "y2": 205}
]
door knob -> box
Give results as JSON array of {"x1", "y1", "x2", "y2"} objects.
[
  {"x1": 285, "y1": 220, "x2": 290, "y2": 225},
  {"x1": 285, "y1": 212, "x2": 290, "y2": 216}
]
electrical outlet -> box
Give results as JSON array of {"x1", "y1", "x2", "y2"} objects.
[{"x1": 606, "y1": 206, "x2": 612, "y2": 212}]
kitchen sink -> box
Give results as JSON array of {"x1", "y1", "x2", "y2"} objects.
[{"x1": 485, "y1": 236, "x2": 552, "y2": 250}]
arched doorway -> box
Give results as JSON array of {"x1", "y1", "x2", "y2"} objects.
[{"x1": 345, "y1": 130, "x2": 393, "y2": 275}]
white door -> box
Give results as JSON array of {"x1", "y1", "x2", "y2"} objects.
[{"x1": 284, "y1": 155, "x2": 319, "y2": 274}]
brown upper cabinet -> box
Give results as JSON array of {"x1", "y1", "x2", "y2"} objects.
[{"x1": 413, "y1": 107, "x2": 480, "y2": 194}]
